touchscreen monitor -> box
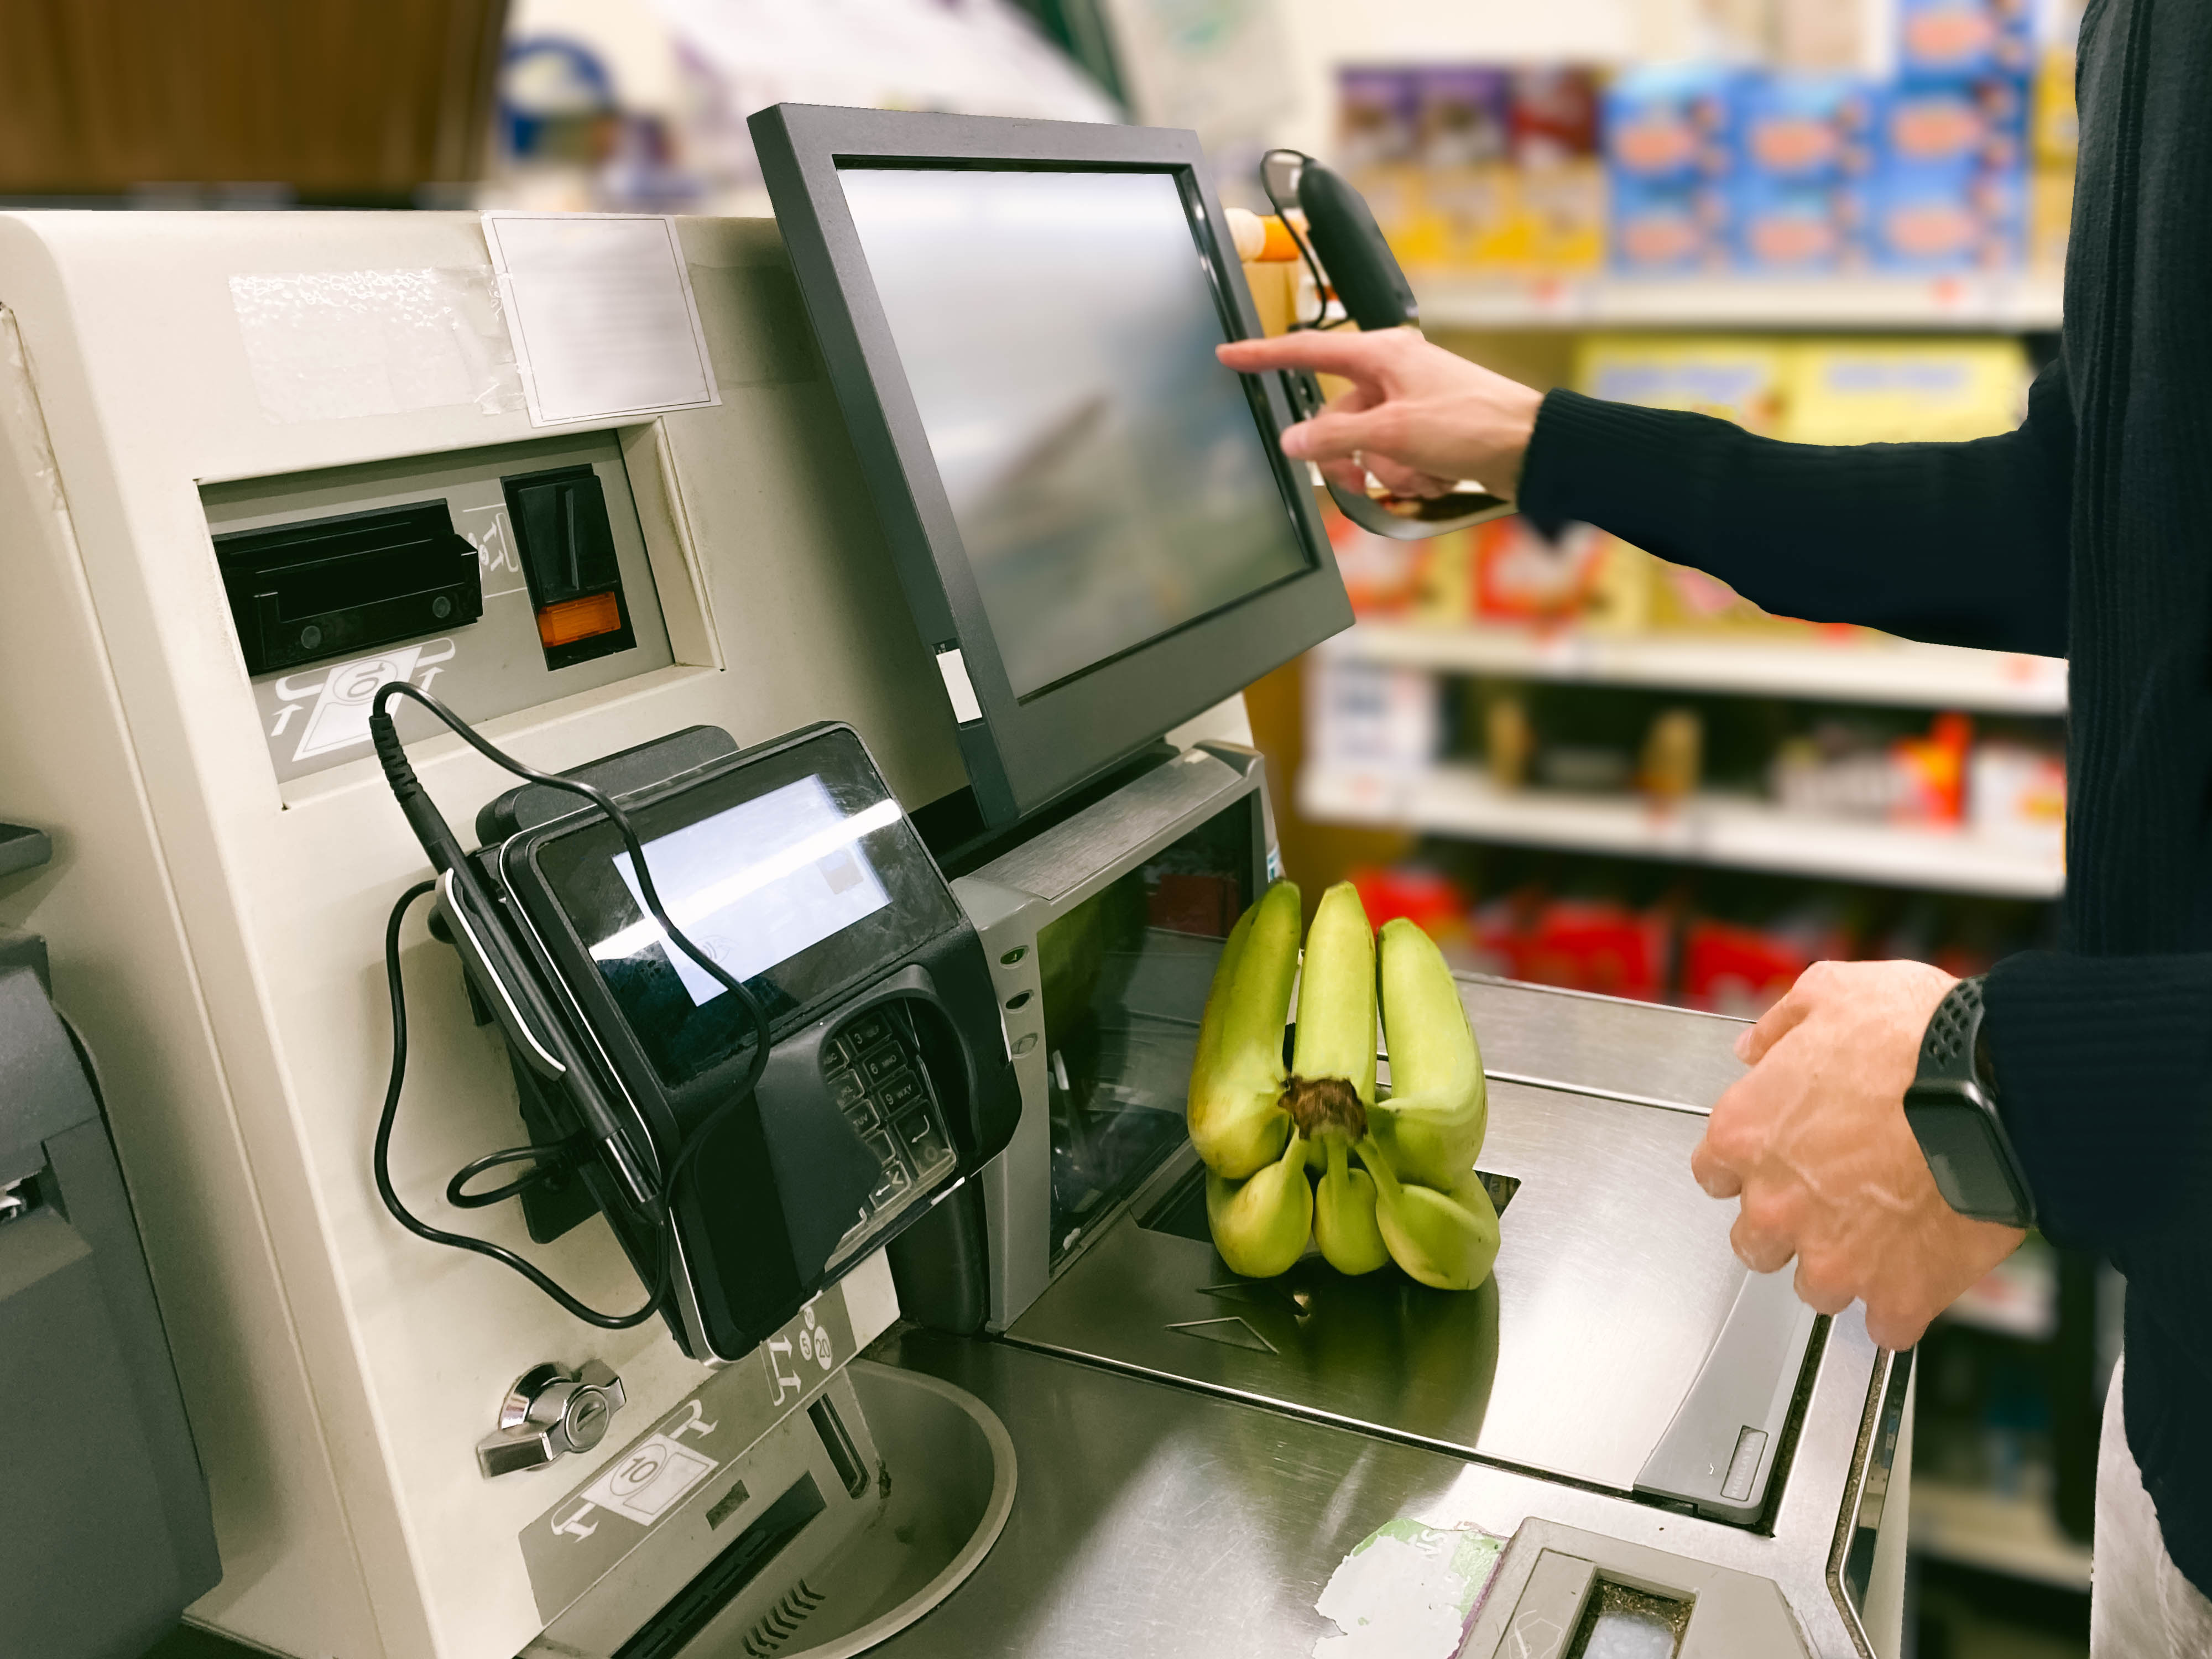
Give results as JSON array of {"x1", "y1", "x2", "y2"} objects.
[
  {"x1": 837, "y1": 167, "x2": 1313, "y2": 700},
  {"x1": 754, "y1": 105, "x2": 1351, "y2": 825}
]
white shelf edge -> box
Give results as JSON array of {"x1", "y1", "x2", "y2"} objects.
[
  {"x1": 1301, "y1": 764, "x2": 2064, "y2": 898},
  {"x1": 1417, "y1": 273, "x2": 2065, "y2": 332},
  {"x1": 1910, "y1": 1479, "x2": 2093, "y2": 1593},
  {"x1": 1323, "y1": 623, "x2": 2069, "y2": 716}
]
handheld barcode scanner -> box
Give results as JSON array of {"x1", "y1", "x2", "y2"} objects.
[
  {"x1": 1260, "y1": 149, "x2": 1517, "y2": 540},
  {"x1": 368, "y1": 683, "x2": 1020, "y2": 1363}
]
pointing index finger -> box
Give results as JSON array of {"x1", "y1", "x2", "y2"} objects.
[{"x1": 1215, "y1": 330, "x2": 1407, "y2": 383}]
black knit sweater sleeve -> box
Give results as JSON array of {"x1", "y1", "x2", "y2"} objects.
[{"x1": 1516, "y1": 358, "x2": 2074, "y2": 658}]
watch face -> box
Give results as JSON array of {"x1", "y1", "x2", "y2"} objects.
[{"x1": 1907, "y1": 1092, "x2": 2029, "y2": 1224}]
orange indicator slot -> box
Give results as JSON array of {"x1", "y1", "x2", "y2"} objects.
[{"x1": 535, "y1": 591, "x2": 623, "y2": 649}]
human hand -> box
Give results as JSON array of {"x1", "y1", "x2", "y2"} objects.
[
  {"x1": 1692, "y1": 959, "x2": 2028, "y2": 1351},
  {"x1": 1214, "y1": 328, "x2": 1543, "y2": 500}
]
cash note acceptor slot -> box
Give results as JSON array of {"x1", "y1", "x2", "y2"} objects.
[{"x1": 372, "y1": 704, "x2": 1019, "y2": 1365}]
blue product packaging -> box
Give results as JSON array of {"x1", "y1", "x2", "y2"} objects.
[
  {"x1": 1736, "y1": 74, "x2": 1877, "y2": 184},
  {"x1": 1611, "y1": 178, "x2": 1728, "y2": 274},
  {"x1": 1870, "y1": 164, "x2": 2023, "y2": 270},
  {"x1": 1734, "y1": 178, "x2": 1866, "y2": 273},
  {"x1": 1604, "y1": 65, "x2": 1737, "y2": 186},
  {"x1": 1897, "y1": 0, "x2": 2033, "y2": 80},
  {"x1": 1881, "y1": 81, "x2": 2012, "y2": 171}
]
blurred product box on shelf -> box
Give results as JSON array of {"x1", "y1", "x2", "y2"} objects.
[
  {"x1": 1737, "y1": 73, "x2": 1880, "y2": 182},
  {"x1": 1867, "y1": 160, "x2": 2024, "y2": 270},
  {"x1": 1349, "y1": 865, "x2": 1476, "y2": 963},
  {"x1": 1968, "y1": 740, "x2": 2067, "y2": 855},
  {"x1": 1470, "y1": 891, "x2": 1672, "y2": 1000},
  {"x1": 2030, "y1": 166, "x2": 2073, "y2": 271},
  {"x1": 1896, "y1": 0, "x2": 2034, "y2": 80},
  {"x1": 1610, "y1": 178, "x2": 1730, "y2": 274},
  {"x1": 1338, "y1": 66, "x2": 1421, "y2": 170},
  {"x1": 1509, "y1": 66, "x2": 1603, "y2": 168},
  {"x1": 1326, "y1": 500, "x2": 1475, "y2": 622},
  {"x1": 1781, "y1": 336, "x2": 2030, "y2": 441},
  {"x1": 2032, "y1": 41, "x2": 2079, "y2": 164},
  {"x1": 1770, "y1": 712, "x2": 1973, "y2": 825},
  {"x1": 1733, "y1": 176, "x2": 1868, "y2": 273},
  {"x1": 1879, "y1": 78, "x2": 2025, "y2": 174},
  {"x1": 1604, "y1": 65, "x2": 1739, "y2": 186},
  {"x1": 1573, "y1": 334, "x2": 1788, "y2": 431},
  {"x1": 1305, "y1": 655, "x2": 1441, "y2": 774},
  {"x1": 1682, "y1": 906, "x2": 1849, "y2": 1015},
  {"x1": 1472, "y1": 519, "x2": 1607, "y2": 623}
]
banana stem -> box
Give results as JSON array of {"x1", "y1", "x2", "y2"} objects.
[
  {"x1": 1353, "y1": 1135, "x2": 1403, "y2": 1203},
  {"x1": 1325, "y1": 1134, "x2": 1350, "y2": 1184}
]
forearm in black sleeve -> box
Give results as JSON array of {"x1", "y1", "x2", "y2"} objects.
[
  {"x1": 1516, "y1": 357, "x2": 2074, "y2": 658},
  {"x1": 1983, "y1": 951, "x2": 2212, "y2": 1251}
]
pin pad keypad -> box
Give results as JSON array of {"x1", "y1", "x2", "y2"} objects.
[{"x1": 824, "y1": 1002, "x2": 956, "y2": 1254}]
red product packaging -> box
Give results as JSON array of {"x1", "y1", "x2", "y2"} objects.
[
  {"x1": 1350, "y1": 867, "x2": 1472, "y2": 959},
  {"x1": 1473, "y1": 516, "x2": 1605, "y2": 621},
  {"x1": 1474, "y1": 894, "x2": 1668, "y2": 1001},
  {"x1": 1681, "y1": 911, "x2": 1850, "y2": 1017}
]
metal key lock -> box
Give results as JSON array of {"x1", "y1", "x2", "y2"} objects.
[{"x1": 476, "y1": 1360, "x2": 628, "y2": 1477}]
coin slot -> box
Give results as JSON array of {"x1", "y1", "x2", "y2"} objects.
[{"x1": 807, "y1": 1395, "x2": 870, "y2": 1499}]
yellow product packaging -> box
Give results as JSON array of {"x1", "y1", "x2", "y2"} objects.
[
  {"x1": 1445, "y1": 164, "x2": 1538, "y2": 271},
  {"x1": 1572, "y1": 335, "x2": 1789, "y2": 435},
  {"x1": 1523, "y1": 159, "x2": 1606, "y2": 272},
  {"x1": 2030, "y1": 169, "x2": 2073, "y2": 274},
  {"x1": 1781, "y1": 338, "x2": 2031, "y2": 445},
  {"x1": 2033, "y1": 45, "x2": 2078, "y2": 166},
  {"x1": 1406, "y1": 528, "x2": 1476, "y2": 624},
  {"x1": 1579, "y1": 533, "x2": 1656, "y2": 634},
  {"x1": 1346, "y1": 164, "x2": 1432, "y2": 271}
]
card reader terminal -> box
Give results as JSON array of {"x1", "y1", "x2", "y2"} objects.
[{"x1": 391, "y1": 715, "x2": 1019, "y2": 1363}]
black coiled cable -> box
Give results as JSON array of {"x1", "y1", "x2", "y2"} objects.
[{"x1": 369, "y1": 683, "x2": 777, "y2": 1329}]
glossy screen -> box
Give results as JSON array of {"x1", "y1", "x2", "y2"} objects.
[
  {"x1": 837, "y1": 165, "x2": 1312, "y2": 699},
  {"x1": 531, "y1": 729, "x2": 961, "y2": 1091}
]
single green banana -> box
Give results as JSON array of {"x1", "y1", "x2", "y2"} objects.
[
  {"x1": 1282, "y1": 881, "x2": 1377, "y2": 1146},
  {"x1": 1314, "y1": 1133, "x2": 1389, "y2": 1275},
  {"x1": 1369, "y1": 917, "x2": 1488, "y2": 1191},
  {"x1": 1206, "y1": 1129, "x2": 1314, "y2": 1278},
  {"x1": 1187, "y1": 881, "x2": 1300, "y2": 1180},
  {"x1": 1356, "y1": 1136, "x2": 1500, "y2": 1291}
]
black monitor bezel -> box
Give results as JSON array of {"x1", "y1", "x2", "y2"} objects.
[{"x1": 752, "y1": 102, "x2": 1352, "y2": 826}]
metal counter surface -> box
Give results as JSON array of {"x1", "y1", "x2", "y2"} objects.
[
  {"x1": 865, "y1": 1319, "x2": 1895, "y2": 1659},
  {"x1": 1454, "y1": 975, "x2": 1746, "y2": 1114}
]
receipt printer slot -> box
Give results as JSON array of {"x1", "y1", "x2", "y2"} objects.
[{"x1": 216, "y1": 499, "x2": 482, "y2": 674}]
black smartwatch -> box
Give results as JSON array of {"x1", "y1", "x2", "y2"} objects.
[{"x1": 1902, "y1": 975, "x2": 2036, "y2": 1228}]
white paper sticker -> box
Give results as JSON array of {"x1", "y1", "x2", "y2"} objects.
[
  {"x1": 577, "y1": 1433, "x2": 719, "y2": 1527},
  {"x1": 935, "y1": 648, "x2": 984, "y2": 724},
  {"x1": 1313, "y1": 1520, "x2": 1503, "y2": 1659},
  {"x1": 482, "y1": 213, "x2": 722, "y2": 427}
]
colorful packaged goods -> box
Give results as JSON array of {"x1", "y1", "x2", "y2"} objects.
[
  {"x1": 1736, "y1": 74, "x2": 1878, "y2": 182},
  {"x1": 1472, "y1": 517, "x2": 1608, "y2": 623},
  {"x1": 1610, "y1": 179, "x2": 1728, "y2": 274},
  {"x1": 1603, "y1": 65, "x2": 1738, "y2": 186},
  {"x1": 1780, "y1": 337, "x2": 2030, "y2": 444},
  {"x1": 1469, "y1": 893, "x2": 1671, "y2": 1002},
  {"x1": 1734, "y1": 178, "x2": 1867, "y2": 272},
  {"x1": 1895, "y1": 0, "x2": 2033, "y2": 80},
  {"x1": 1573, "y1": 335, "x2": 1790, "y2": 434}
]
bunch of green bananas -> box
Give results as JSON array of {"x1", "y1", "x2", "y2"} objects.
[{"x1": 1187, "y1": 880, "x2": 1501, "y2": 1290}]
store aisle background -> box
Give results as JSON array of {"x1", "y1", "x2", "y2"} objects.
[{"x1": 3, "y1": 3, "x2": 2100, "y2": 1656}]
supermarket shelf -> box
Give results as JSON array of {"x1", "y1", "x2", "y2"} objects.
[
  {"x1": 1323, "y1": 622, "x2": 2069, "y2": 716},
  {"x1": 1911, "y1": 1479, "x2": 2093, "y2": 1593},
  {"x1": 1418, "y1": 272, "x2": 2064, "y2": 331},
  {"x1": 1300, "y1": 764, "x2": 2065, "y2": 898}
]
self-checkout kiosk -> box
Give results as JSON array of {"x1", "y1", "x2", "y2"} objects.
[{"x1": 0, "y1": 105, "x2": 1907, "y2": 1659}]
